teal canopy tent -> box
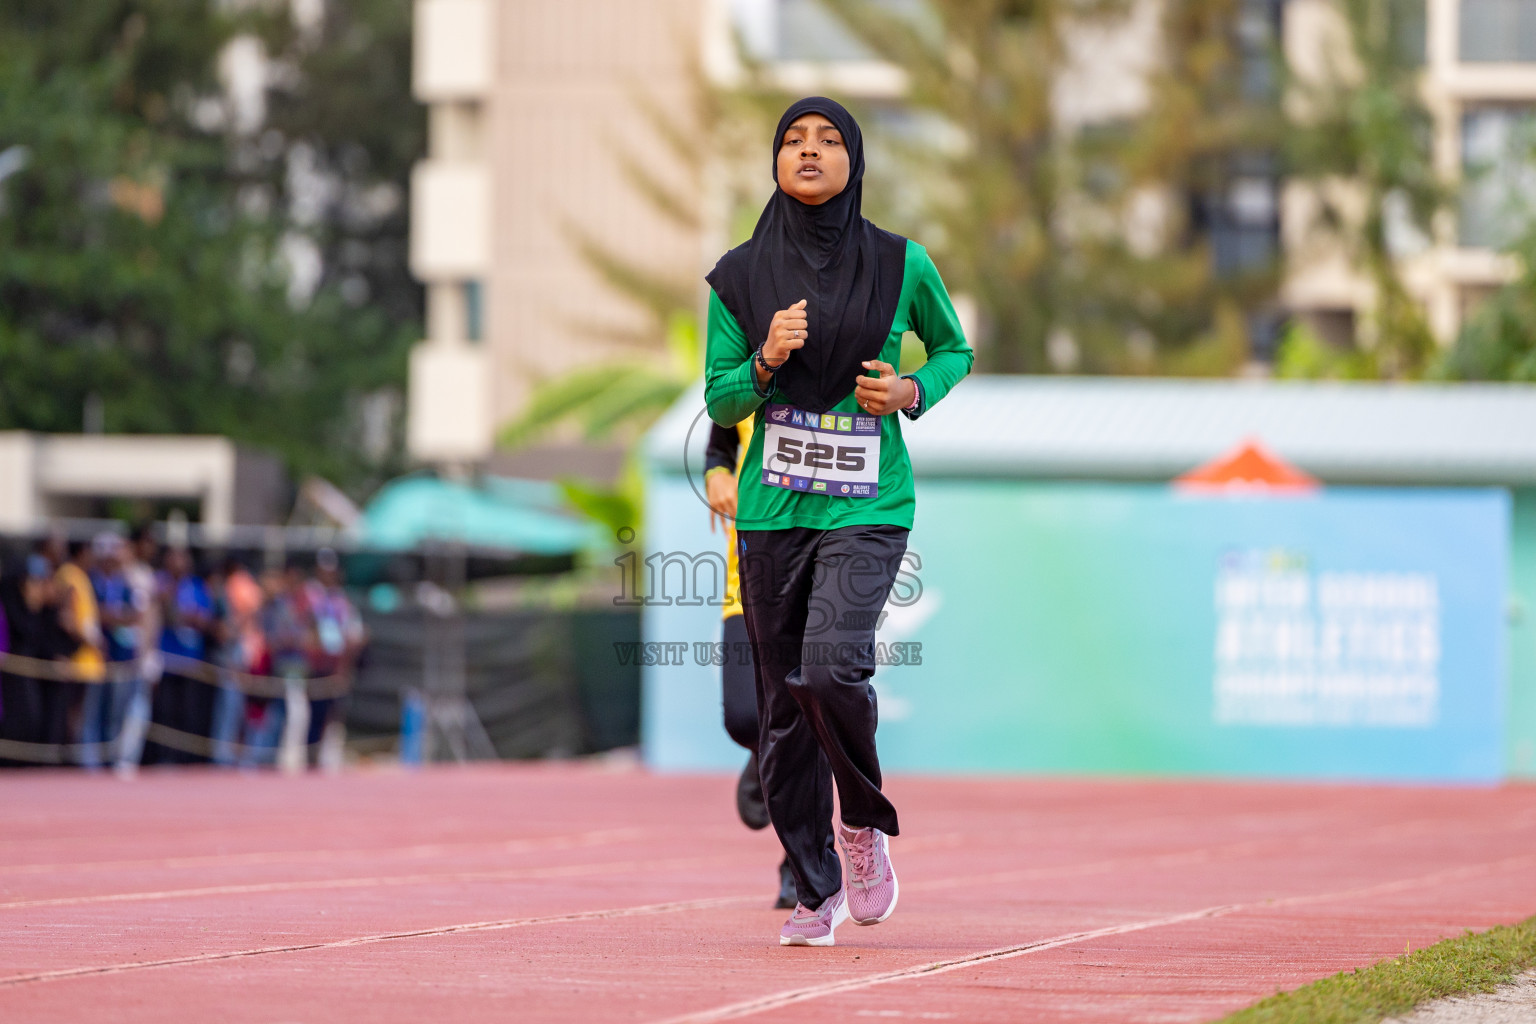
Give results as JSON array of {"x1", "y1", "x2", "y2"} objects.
[{"x1": 358, "y1": 475, "x2": 600, "y2": 555}]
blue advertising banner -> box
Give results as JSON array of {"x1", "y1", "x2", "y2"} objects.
[{"x1": 641, "y1": 479, "x2": 1510, "y2": 782}]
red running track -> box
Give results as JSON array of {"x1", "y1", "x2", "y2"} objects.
[{"x1": 3, "y1": 764, "x2": 1536, "y2": 1023}]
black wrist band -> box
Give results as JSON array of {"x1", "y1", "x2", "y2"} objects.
[{"x1": 755, "y1": 347, "x2": 784, "y2": 374}]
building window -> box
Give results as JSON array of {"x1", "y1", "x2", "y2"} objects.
[
  {"x1": 1459, "y1": 105, "x2": 1536, "y2": 249},
  {"x1": 1459, "y1": 0, "x2": 1536, "y2": 62},
  {"x1": 1193, "y1": 153, "x2": 1281, "y2": 279},
  {"x1": 464, "y1": 280, "x2": 483, "y2": 343},
  {"x1": 1236, "y1": 0, "x2": 1284, "y2": 100}
]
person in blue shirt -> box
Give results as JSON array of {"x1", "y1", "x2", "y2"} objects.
[
  {"x1": 146, "y1": 546, "x2": 214, "y2": 765},
  {"x1": 83, "y1": 534, "x2": 140, "y2": 770}
]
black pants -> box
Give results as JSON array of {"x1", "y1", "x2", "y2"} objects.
[
  {"x1": 738, "y1": 523, "x2": 908, "y2": 910},
  {"x1": 721, "y1": 614, "x2": 756, "y2": 750},
  {"x1": 0, "y1": 674, "x2": 46, "y2": 767},
  {"x1": 146, "y1": 671, "x2": 212, "y2": 764}
]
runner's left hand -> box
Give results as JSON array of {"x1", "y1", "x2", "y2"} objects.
[
  {"x1": 706, "y1": 469, "x2": 737, "y2": 533},
  {"x1": 854, "y1": 360, "x2": 915, "y2": 416}
]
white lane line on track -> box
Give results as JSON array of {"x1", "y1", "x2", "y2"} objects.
[
  {"x1": 3, "y1": 842, "x2": 1529, "y2": 995},
  {"x1": 1, "y1": 826, "x2": 951, "y2": 880},
  {"x1": 650, "y1": 854, "x2": 1536, "y2": 1024},
  {"x1": 9, "y1": 797, "x2": 1532, "y2": 907},
  {"x1": 3, "y1": 804, "x2": 1498, "y2": 912},
  {"x1": 0, "y1": 893, "x2": 766, "y2": 989},
  {"x1": 0, "y1": 826, "x2": 657, "y2": 877},
  {"x1": 0, "y1": 832, "x2": 1294, "y2": 987},
  {"x1": 0, "y1": 831, "x2": 1264, "y2": 912},
  {"x1": 0, "y1": 854, "x2": 733, "y2": 910}
]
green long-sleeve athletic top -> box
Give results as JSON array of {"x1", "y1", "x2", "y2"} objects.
[{"x1": 705, "y1": 238, "x2": 973, "y2": 532}]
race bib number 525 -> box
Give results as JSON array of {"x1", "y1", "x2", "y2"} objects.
[{"x1": 761, "y1": 404, "x2": 881, "y2": 498}]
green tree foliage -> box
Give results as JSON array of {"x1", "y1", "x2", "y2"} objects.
[
  {"x1": 259, "y1": 0, "x2": 423, "y2": 364},
  {"x1": 1433, "y1": 231, "x2": 1536, "y2": 381},
  {"x1": 1280, "y1": 0, "x2": 1445, "y2": 378},
  {"x1": 1122, "y1": 0, "x2": 1287, "y2": 373},
  {"x1": 820, "y1": 0, "x2": 1087, "y2": 372},
  {"x1": 0, "y1": 1, "x2": 420, "y2": 492},
  {"x1": 816, "y1": 0, "x2": 1284, "y2": 374},
  {"x1": 1432, "y1": 126, "x2": 1536, "y2": 382},
  {"x1": 498, "y1": 313, "x2": 701, "y2": 449}
]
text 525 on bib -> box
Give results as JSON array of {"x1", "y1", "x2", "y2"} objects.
[{"x1": 760, "y1": 404, "x2": 881, "y2": 498}]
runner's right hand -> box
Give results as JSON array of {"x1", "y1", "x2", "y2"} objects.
[{"x1": 763, "y1": 299, "x2": 808, "y2": 366}]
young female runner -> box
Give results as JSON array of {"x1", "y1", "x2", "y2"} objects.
[{"x1": 704, "y1": 96, "x2": 972, "y2": 946}]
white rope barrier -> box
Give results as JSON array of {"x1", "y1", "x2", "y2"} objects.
[{"x1": 0, "y1": 650, "x2": 352, "y2": 699}]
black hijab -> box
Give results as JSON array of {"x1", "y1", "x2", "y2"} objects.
[{"x1": 706, "y1": 96, "x2": 907, "y2": 414}]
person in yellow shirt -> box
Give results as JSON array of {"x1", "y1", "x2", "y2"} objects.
[
  {"x1": 47, "y1": 537, "x2": 105, "y2": 764},
  {"x1": 50, "y1": 538, "x2": 105, "y2": 681},
  {"x1": 705, "y1": 418, "x2": 796, "y2": 909}
]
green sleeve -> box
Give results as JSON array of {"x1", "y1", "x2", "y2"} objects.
[
  {"x1": 903, "y1": 247, "x2": 974, "y2": 419},
  {"x1": 704, "y1": 289, "x2": 774, "y2": 427}
]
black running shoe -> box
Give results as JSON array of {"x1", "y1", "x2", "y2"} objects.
[
  {"x1": 774, "y1": 857, "x2": 797, "y2": 910},
  {"x1": 736, "y1": 751, "x2": 769, "y2": 830}
]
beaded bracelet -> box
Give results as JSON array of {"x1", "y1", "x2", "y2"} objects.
[{"x1": 903, "y1": 376, "x2": 922, "y2": 411}]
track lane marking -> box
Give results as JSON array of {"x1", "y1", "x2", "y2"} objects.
[
  {"x1": 0, "y1": 826, "x2": 656, "y2": 878},
  {"x1": 651, "y1": 854, "x2": 1536, "y2": 1024},
  {"x1": 0, "y1": 832, "x2": 1280, "y2": 911},
  {"x1": 0, "y1": 893, "x2": 766, "y2": 988},
  {"x1": 2, "y1": 838, "x2": 1530, "y2": 998},
  {"x1": 3, "y1": 835, "x2": 952, "y2": 911},
  {"x1": 0, "y1": 854, "x2": 735, "y2": 910},
  {"x1": 6, "y1": 810, "x2": 1505, "y2": 914}
]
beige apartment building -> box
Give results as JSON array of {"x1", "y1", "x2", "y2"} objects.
[
  {"x1": 405, "y1": 0, "x2": 1536, "y2": 464},
  {"x1": 1284, "y1": 0, "x2": 1536, "y2": 345},
  {"x1": 407, "y1": 0, "x2": 709, "y2": 464}
]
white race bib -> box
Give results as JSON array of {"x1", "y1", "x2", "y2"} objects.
[{"x1": 760, "y1": 404, "x2": 881, "y2": 498}]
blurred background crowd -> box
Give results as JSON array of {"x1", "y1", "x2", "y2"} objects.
[{"x1": 0, "y1": 532, "x2": 364, "y2": 770}]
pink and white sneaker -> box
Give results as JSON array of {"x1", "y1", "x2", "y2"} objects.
[
  {"x1": 779, "y1": 887, "x2": 850, "y2": 946},
  {"x1": 838, "y1": 822, "x2": 898, "y2": 925}
]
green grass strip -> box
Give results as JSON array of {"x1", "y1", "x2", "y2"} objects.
[{"x1": 1214, "y1": 914, "x2": 1536, "y2": 1024}]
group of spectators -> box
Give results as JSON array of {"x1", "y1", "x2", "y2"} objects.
[{"x1": 0, "y1": 527, "x2": 366, "y2": 771}]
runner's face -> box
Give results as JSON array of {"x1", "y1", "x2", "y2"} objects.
[{"x1": 776, "y1": 113, "x2": 849, "y2": 206}]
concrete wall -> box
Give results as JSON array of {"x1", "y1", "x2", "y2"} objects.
[
  {"x1": 0, "y1": 432, "x2": 287, "y2": 535},
  {"x1": 0, "y1": 433, "x2": 38, "y2": 531}
]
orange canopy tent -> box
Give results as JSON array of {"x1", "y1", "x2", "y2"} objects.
[{"x1": 1174, "y1": 438, "x2": 1319, "y2": 494}]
